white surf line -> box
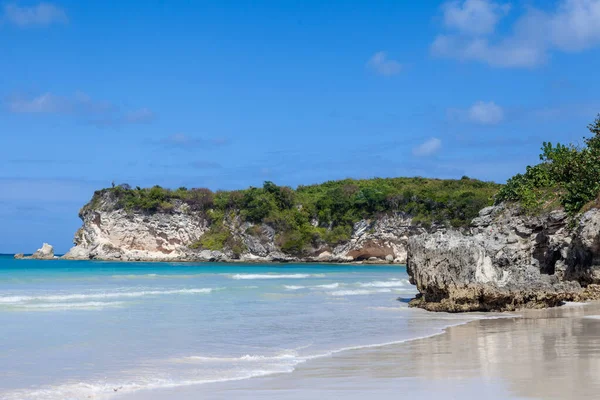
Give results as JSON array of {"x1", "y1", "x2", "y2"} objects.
[
  {"x1": 230, "y1": 274, "x2": 324, "y2": 280},
  {"x1": 0, "y1": 288, "x2": 214, "y2": 304},
  {"x1": 16, "y1": 301, "x2": 125, "y2": 310}
]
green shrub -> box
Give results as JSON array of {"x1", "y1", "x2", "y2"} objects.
[
  {"x1": 496, "y1": 114, "x2": 600, "y2": 214},
  {"x1": 189, "y1": 225, "x2": 229, "y2": 251},
  {"x1": 190, "y1": 224, "x2": 246, "y2": 257},
  {"x1": 89, "y1": 173, "x2": 500, "y2": 252},
  {"x1": 323, "y1": 225, "x2": 352, "y2": 245}
]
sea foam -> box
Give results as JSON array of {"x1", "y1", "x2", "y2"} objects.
[
  {"x1": 178, "y1": 351, "x2": 299, "y2": 363},
  {"x1": 358, "y1": 279, "x2": 411, "y2": 288},
  {"x1": 230, "y1": 274, "x2": 323, "y2": 280},
  {"x1": 329, "y1": 288, "x2": 392, "y2": 296},
  {"x1": 0, "y1": 288, "x2": 213, "y2": 304},
  {"x1": 315, "y1": 283, "x2": 340, "y2": 289},
  {"x1": 284, "y1": 285, "x2": 306, "y2": 290},
  {"x1": 18, "y1": 301, "x2": 125, "y2": 310}
]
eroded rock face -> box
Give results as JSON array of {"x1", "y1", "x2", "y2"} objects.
[
  {"x1": 63, "y1": 199, "x2": 209, "y2": 262},
  {"x1": 328, "y1": 214, "x2": 426, "y2": 263},
  {"x1": 407, "y1": 205, "x2": 600, "y2": 312},
  {"x1": 63, "y1": 192, "x2": 428, "y2": 263},
  {"x1": 31, "y1": 243, "x2": 55, "y2": 260}
]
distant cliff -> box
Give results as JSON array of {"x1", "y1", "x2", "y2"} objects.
[{"x1": 63, "y1": 177, "x2": 500, "y2": 263}]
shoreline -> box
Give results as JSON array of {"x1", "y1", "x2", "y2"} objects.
[
  {"x1": 115, "y1": 312, "x2": 513, "y2": 399},
  {"x1": 120, "y1": 301, "x2": 600, "y2": 400},
  {"x1": 11, "y1": 255, "x2": 407, "y2": 266}
]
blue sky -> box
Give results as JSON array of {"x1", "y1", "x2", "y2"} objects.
[{"x1": 2, "y1": 0, "x2": 600, "y2": 253}]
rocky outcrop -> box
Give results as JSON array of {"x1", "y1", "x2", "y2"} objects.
[
  {"x1": 63, "y1": 191, "x2": 429, "y2": 263},
  {"x1": 407, "y1": 205, "x2": 600, "y2": 312},
  {"x1": 32, "y1": 243, "x2": 55, "y2": 260},
  {"x1": 62, "y1": 197, "x2": 209, "y2": 261},
  {"x1": 17, "y1": 243, "x2": 56, "y2": 260},
  {"x1": 327, "y1": 214, "x2": 426, "y2": 263}
]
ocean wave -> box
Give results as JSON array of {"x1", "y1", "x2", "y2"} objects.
[
  {"x1": 177, "y1": 351, "x2": 299, "y2": 363},
  {"x1": 303, "y1": 322, "x2": 473, "y2": 361},
  {"x1": 0, "y1": 288, "x2": 213, "y2": 304},
  {"x1": 329, "y1": 288, "x2": 392, "y2": 296},
  {"x1": 284, "y1": 285, "x2": 305, "y2": 290},
  {"x1": 358, "y1": 279, "x2": 411, "y2": 288},
  {"x1": 17, "y1": 301, "x2": 125, "y2": 310},
  {"x1": 286, "y1": 283, "x2": 340, "y2": 290},
  {"x1": 0, "y1": 368, "x2": 296, "y2": 400},
  {"x1": 111, "y1": 273, "x2": 207, "y2": 279},
  {"x1": 230, "y1": 274, "x2": 324, "y2": 280},
  {"x1": 315, "y1": 283, "x2": 340, "y2": 289}
]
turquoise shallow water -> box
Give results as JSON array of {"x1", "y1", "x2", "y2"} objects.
[{"x1": 0, "y1": 256, "x2": 477, "y2": 400}]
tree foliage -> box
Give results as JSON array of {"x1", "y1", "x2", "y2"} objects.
[
  {"x1": 496, "y1": 114, "x2": 600, "y2": 213},
  {"x1": 89, "y1": 177, "x2": 499, "y2": 255}
]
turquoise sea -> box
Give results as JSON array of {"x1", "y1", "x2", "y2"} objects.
[{"x1": 0, "y1": 256, "x2": 479, "y2": 400}]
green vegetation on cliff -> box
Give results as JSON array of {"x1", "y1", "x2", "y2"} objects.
[
  {"x1": 496, "y1": 115, "x2": 600, "y2": 214},
  {"x1": 87, "y1": 176, "x2": 499, "y2": 255}
]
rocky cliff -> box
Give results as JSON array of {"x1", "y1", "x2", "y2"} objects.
[
  {"x1": 407, "y1": 205, "x2": 600, "y2": 312},
  {"x1": 63, "y1": 190, "x2": 429, "y2": 263}
]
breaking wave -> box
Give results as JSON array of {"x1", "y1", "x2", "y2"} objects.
[
  {"x1": 0, "y1": 288, "x2": 214, "y2": 305},
  {"x1": 17, "y1": 301, "x2": 125, "y2": 310},
  {"x1": 358, "y1": 279, "x2": 411, "y2": 288},
  {"x1": 329, "y1": 288, "x2": 393, "y2": 296},
  {"x1": 230, "y1": 274, "x2": 323, "y2": 280}
]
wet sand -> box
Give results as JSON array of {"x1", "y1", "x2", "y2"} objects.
[{"x1": 122, "y1": 302, "x2": 600, "y2": 400}]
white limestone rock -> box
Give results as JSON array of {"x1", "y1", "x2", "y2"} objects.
[{"x1": 31, "y1": 243, "x2": 55, "y2": 260}]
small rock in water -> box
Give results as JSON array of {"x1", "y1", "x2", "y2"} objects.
[{"x1": 31, "y1": 243, "x2": 55, "y2": 260}]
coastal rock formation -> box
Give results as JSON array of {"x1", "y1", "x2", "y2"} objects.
[
  {"x1": 63, "y1": 198, "x2": 209, "y2": 261},
  {"x1": 31, "y1": 243, "x2": 55, "y2": 260},
  {"x1": 328, "y1": 214, "x2": 424, "y2": 263},
  {"x1": 63, "y1": 190, "x2": 428, "y2": 263},
  {"x1": 407, "y1": 205, "x2": 600, "y2": 312}
]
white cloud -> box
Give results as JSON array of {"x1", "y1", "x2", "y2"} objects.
[
  {"x1": 442, "y1": 0, "x2": 510, "y2": 35},
  {"x1": 413, "y1": 138, "x2": 442, "y2": 157},
  {"x1": 5, "y1": 92, "x2": 153, "y2": 126},
  {"x1": 3, "y1": 2, "x2": 68, "y2": 27},
  {"x1": 549, "y1": 0, "x2": 600, "y2": 51},
  {"x1": 431, "y1": 35, "x2": 545, "y2": 68},
  {"x1": 367, "y1": 51, "x2": 402, "y2": 76},
  {"x1": 468, "y1": 101, "x2": 504, "y2": 124},
  {"x1": 432, "y1": 0, "x2": 600, "y2": 68}
]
